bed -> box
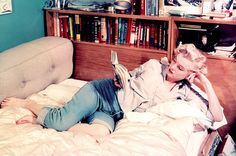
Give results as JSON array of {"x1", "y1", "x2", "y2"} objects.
[{"x1": 0, "y1": 37, "x2": 230, "y2": 156}]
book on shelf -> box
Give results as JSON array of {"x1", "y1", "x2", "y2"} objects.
[
  {"x1": 111, "y1": 50, "x2": 130, "y2": 91},
  {"x1": 58, "y1": 15, "x2": 69, "y2": 39},
  {"x1": 106, "y1": 17, "x2": 111, "y2": 44},
  {"x1": 149, "y1": 23, "x2": 155, "y2": 48},
  {"x1": 146, "y1": 23, "x2": 150, "y2": 48},
  {"x1": 129, "y1": 19, "x2": 136, "y2": 45},
  {"x1": 101, "y1": 17, "x2": 107, "y2": 43},
  {"x1": 215, "y1": 43, "x2": 236, "y2": 51},
  {"x1": 68, "y1": 16, "x2": 74, "y2": 40},
  {"x1": 94, "y1": 16, "x2": 100, "y2": 43},
  {"x1": 180, "y1": 24, "x2": 202, "y2": 29},
  {"x1": 115, "y1": 18, "x2": 119, "y2": 44},
  {"x1": 209, "y1": 43, "x2": 236, "y2": 58}
]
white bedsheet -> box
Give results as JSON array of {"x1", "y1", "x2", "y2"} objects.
[{"x1": 0, "y1": 79, "x2": 207, "y2": 156}]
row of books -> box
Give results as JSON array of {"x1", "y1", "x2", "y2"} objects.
[
  {"x1": 54, "y1": 14, "x2": 168, "y2": 50},
  {"x1": 54, "y1": 14, "x2": 81, "y2": 41}
]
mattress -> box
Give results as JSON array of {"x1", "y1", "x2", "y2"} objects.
[{"x1": 0, "y1": 79, "x2": 207, "y2": 156}]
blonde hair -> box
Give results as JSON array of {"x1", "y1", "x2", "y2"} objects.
[{"x1": 174, "y1": 44, "x2": 208, "y2": 74}]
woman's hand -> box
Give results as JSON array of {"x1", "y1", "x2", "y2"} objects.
[{"x1": 193, "y1": 72, "x2": 211, "y2": 89}]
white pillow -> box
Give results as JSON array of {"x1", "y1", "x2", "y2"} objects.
[{"x1": 147, "y1": 100, "x2": 227, "y2": 130}]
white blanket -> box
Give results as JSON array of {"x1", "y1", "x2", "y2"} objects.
[{"x1": 0, "y1": 79, "x2": 214, "y2": 156}]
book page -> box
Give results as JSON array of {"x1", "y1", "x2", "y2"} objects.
[{"x1": 111, "y1": 50, "x2": 130, "y2": 91}]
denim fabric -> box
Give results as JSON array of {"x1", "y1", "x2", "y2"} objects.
[{"x1": 37, "y1": 79, "x2": 123, "y2": 132}]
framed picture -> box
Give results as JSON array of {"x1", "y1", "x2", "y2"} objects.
[
  {"x1": 164, "y1": 0, "x2": 203, "y2": 15},
  {"x1": 0, "y1": 0, "x2": 12, "y2": 15}
]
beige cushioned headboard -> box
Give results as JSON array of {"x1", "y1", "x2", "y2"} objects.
[{"x1": 0, "y1": 37, "x2": 73, "y2": 102}]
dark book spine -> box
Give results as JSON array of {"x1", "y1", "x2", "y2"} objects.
[
  {"x1": 123, "y1": 19, "x2": 128, "y2": 44},
  {"x1": 118, "y1": 18, "x2": 122, "y2": 44},
  {"x1": 94, "y1": 16, "x2": 99, "y2": 43},
  {"x1": 80, "y1": 16, "x2": 86, "y2": 41},
  {"x1": 106, "y1": 17, "x2": 111, "y2": 44},
  {"x1": 149, "y1": 23, "x2": 155, "y2": 48},
  {"x1": 90, "y1": 16, "x2": 95, "y2": 42},
  {"x1": 162, "y1": 22, "x2": 168, "y2": 50}
]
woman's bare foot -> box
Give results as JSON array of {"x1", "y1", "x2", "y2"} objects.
[
  {"x1": 0, "y1": 97, "x2": 31, "y2": 108},
  {"x1": 16, "y1": 115, "x2": 37, "y2": 124}
]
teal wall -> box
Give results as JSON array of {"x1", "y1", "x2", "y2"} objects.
[{"x1": 0, "y1": 0, "x2": 46, "y2": 52}]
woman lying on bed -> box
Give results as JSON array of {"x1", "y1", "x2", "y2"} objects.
[{"x1": 0, "y1": 43, "x2": 223, "y2": 138}]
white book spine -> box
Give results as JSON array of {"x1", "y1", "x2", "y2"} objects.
[{"x1": 101, "y1": 17, "x2": 107, "y2": 42}]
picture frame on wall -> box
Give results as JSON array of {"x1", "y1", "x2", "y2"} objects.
[
  {"x1": 0, "y1": 0, "x2": 12, "y2": 15},
  {"x1": 164, "y1": 0, "x2": 203, "y2": 15}
]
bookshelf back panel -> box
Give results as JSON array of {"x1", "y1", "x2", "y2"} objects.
[
  {"x1": 72, "y1": 42, "x2": 166, "y2": 81},
  {"x1": 206, "y1": 59, "x2": 236, "y2": 138}
]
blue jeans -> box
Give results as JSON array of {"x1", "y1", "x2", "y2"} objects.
[{"x1": 37, "y1": 79, "x2": 123, "y2": 132}]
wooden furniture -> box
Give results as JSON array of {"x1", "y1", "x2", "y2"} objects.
[{"x1": 44, "y1": 9, "x2": 236, "y2": 140}]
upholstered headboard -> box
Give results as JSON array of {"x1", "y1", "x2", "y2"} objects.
[{"x1": 0, "y1": 37, "x2": 73, "y2": 102}]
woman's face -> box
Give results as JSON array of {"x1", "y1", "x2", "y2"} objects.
[{"x1": 166, "y1": 54, "x2": 194, "y2": 82}]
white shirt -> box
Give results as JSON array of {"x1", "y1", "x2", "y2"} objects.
[{"x1": 118, "y1": 59, "x2": 213, "y2": 121}]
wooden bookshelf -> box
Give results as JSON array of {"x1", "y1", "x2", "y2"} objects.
[{"x1": 44, "y1": 9, "x2": 172, "y2": 58}]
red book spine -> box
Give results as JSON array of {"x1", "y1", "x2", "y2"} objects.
[
  {"x1": 126, "y1": 18, "x2": 132, "y2": 45},
  {"x1": 59, "y1": 18, "x2": 63, "y2": 37},
  {"x1": 114, "y1": 18, "x2": 119, "y2": 45},
  {"x1": 140, "y1": 0, "x2": 146, "y2": 15},
  {"x1": 62, "y1": 17, "x2": 69, "y2": 39},
  {"x1": 158, "y1": 23, "x2": 162, "y2": 48},
  {"x1": 130, "y1": 19, "x2": 136, "y2": 45},
  {"x1": 136, "y1": 22, "x2": 141, "y2": 47}
]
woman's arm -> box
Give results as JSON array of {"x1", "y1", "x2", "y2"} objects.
[{"x1": 194, "y1": 73, "x2": 223, "y2": 122}]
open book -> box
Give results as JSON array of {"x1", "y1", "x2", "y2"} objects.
[{"x1": 111, "y1": 50, "x2": 130, "y2": 91}]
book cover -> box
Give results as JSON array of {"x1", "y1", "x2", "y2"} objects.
[{"x1": 111, "y1": 50, "x2": 130, "y2": 90}]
